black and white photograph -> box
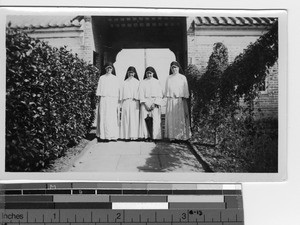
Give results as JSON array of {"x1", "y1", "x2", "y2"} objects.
[{"x1": 1, "y1": 7, "x2": 287, "y2": 181}]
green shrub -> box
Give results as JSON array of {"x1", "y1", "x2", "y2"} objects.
[
  {"x1": 194, "y1": 117, "x2": 278, "y2": 172},
  {"x1": 6, "y1": 28, "x2": 100, "y2": 172},
  {"x1": 238, "y1": 118, "x2": 278, "y2": 172},
  {"x1": 221, "y1": 20, "x2": 278, "y2": 106},
  {"x1": 187, "y1": 42, "x2": 229, "y2": 145},
  {"x1": 187, "y1": 21, "x2": 278, "y2": 172},
  {"x1": 186, "y1": 64, "x2": 201, "y2": 129}
]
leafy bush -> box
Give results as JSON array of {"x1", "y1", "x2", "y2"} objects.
[
  {"x1": 6, "y1": 28, "x2": 100, "y2": 172},
  {"x1": 237, "y1": 117, "x2": 278, "y2": 172},
  {"x1": 187, "y1": 42, "x2": 229, "y2": 145},
  {"x1": 197, "y1": 117, "x2": 278, "y2": 173},
  {"x1": 187, "y1": 21, "x2": 278, "y2": 172},
  {"x1": 221, "y1": 20, "x2": 278, "y2": 106}
]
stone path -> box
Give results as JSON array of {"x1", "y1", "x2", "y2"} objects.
[{"x1": 68, "y1": 140, "x2": 205, "y2": 172}]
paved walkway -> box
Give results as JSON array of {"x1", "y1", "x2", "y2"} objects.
[{"x1": 68, "y1": 140, "x2": 205, "y2": 172}]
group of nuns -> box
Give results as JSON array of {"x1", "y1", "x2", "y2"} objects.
[{"x1": 95, "y1": 61, "x2": 191, "y2": 142}]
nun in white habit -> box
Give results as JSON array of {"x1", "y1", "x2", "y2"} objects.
[
  {"x1": 96, "y1": 62, "x2": 120, "y2": 141},
  {"x1": 119, "y1": 66, "x2": 140, "y2": 140},
  {"x1": 138, "y1": 66, "x2": 164, "y2": 140},
  {"x1": 164, "y1": 61, "x2": 191, "y2": 141}
]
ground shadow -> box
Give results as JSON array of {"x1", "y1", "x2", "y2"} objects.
[
  {"x1": 85, "y1": 127, "x2": 96, "y2": 141},
  {"x1": 137, "y1": 141, "x2": 204, "y2": 172}
]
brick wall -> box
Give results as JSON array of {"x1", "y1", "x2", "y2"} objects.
[
  {"x1": 27, "y1": 26, "x2": 83, "y2": 57},
  {"x1": 254, "y1": 62, "x2": 278, "y2": 118},
  {"x1": 25, "y1": 20, "x2": 94, "y2": 64},
  {"x1": 188, "y1": 27, "x2": 278, "y2": 119},
  {"x1": 188, "y1": 34, "x2": 261, "y2": 73},
  {"x1": 81, "y1": 16, "x2": 95, "y2": 64}
]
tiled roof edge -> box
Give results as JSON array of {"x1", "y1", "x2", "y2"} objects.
[{"x1": 195, "y1": 17, "x2": 277, "y2": 26}]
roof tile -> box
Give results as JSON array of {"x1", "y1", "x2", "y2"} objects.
[
  {"x1": 195, "y1": 16, "x2": 276, "y2": 26},
  {"x1": 7, "y1": 15, "x2": 82, "y2": 29}
]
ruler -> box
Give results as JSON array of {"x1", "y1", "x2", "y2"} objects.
[{"x1": 0, "y1": 183, "x2": 244, "y2": 225}]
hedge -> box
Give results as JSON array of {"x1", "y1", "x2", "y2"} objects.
[
  {"x1": 186, "y1": 21, "x2": 278, "y2": 172},
  {"x1": 6, "y1": 28, "x2": 100, "y2": 172},
  {"x1": 186, "y1": 42, "x2": 229, "y2": 145}
]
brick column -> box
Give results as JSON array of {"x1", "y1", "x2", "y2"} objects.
[{"x1": 82, "y1": 16, "x2": 95, "y2": 64}]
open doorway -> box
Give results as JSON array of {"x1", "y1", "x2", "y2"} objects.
[
  {"x1": 114, "y1": 48, "x2": 176, "y2": 114},
  {"x1": 114, "y1": 48, "x2": 175, "y2": 85}
]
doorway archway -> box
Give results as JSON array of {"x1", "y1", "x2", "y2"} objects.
[
  {"x1": 114, "y1": 48, "x2": 176, "y2": 115},
  {"x1": 114, "y1": 48, "x2": 176, "y2": 86},
  {"x1": 91, "y1": 16, "x2": 187, "y2": 71}
]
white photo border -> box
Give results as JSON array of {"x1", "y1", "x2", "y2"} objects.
[{"x1": 0, "y1": 6, "x2": 288, "y2": 182}]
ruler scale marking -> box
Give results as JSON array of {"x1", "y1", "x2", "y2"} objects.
[{"x1": 0, "y1": 183, "x2": 243, "y2": 225}]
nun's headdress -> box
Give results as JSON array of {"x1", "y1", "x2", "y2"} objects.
[
  {"x1": 169, "y1": 61, "x2": 184, "y2": 75},
  {"x1": 124, "y1": 66, "x2": 139, "y2": 80},
  {"x1": 143, "y1": 66, "x2": 159, "y2": 80},
  {"x1": 102, "y1": 62, "x2": 116, "y2": 75}
]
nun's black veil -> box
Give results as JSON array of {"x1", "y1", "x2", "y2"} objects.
[
  {"x1": 143, "y1": 66, "x2": 159, "y2": 80},
  {"x1": 169, "y1": 61, "x2": 184, "y2": 75},
  {"x1": 124, "y1": 66, "x2": 139, "y2": 80}
]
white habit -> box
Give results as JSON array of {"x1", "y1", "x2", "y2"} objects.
[
  {"x1": 139, "y1": 77, "x2": 164, "y2": 139},
  {"x1": 164, "y1": 73, "x2": 191, "y2": 140},
  {"x1": 119, "y1": 77, "x2": 140, "y2": 139},
  {"x1": 96, "y1": 73, "x2": 120, "y2": 140}
]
